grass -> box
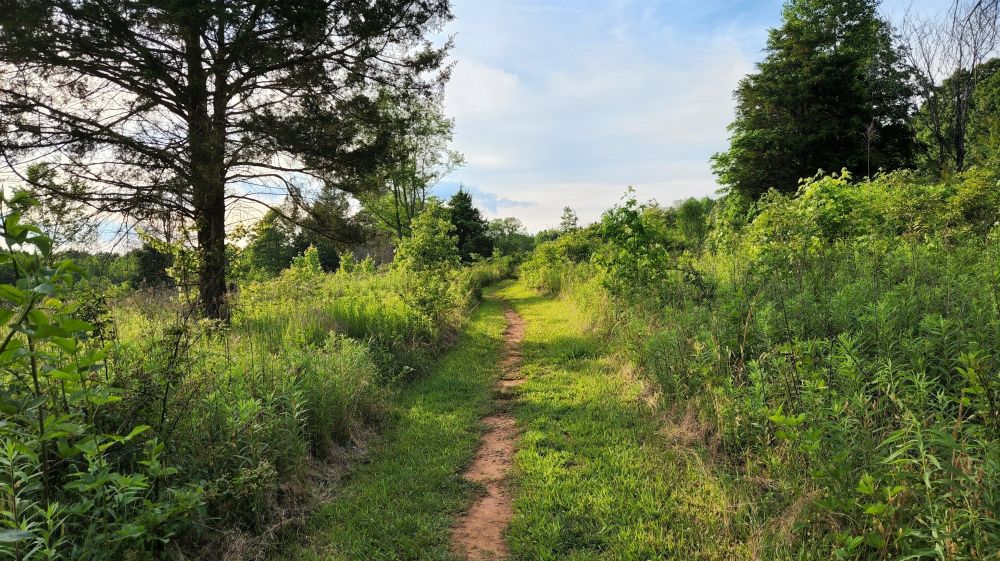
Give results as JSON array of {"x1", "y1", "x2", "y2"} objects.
[
  {"x1": 283, "y1": 290, "x2": 507, "y2": 561},
  {"x1": 496, "y1": 281, "x2": 747, "y2": 561},
  {"x1": 284, "y1": 279, "x2": 750, "y2": 560}
]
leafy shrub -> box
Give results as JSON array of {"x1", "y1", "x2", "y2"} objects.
[
  {"x1": 522, "y1": 172, "x2": 1000, "y2": 560},
  {"x1": 0, "y1": 193, "x2": 200, "y2": 560}
]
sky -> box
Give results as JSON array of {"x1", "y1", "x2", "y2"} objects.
[{"x1": 434, "y1": 0, "x2": 947, "y2": 232}]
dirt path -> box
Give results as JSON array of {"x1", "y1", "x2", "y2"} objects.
[{"x1": 450, "y1": 305, "x2": 526, "y2": 560}]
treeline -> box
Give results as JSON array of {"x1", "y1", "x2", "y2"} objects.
[{"x1": 714, "y1": 0, "x2": 1000, "y2": 200}]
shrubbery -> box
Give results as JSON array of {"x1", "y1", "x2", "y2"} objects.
[
  {"x1": 0, "y1": 196, "x2": 512, "y2": 559},
  {"x1": 520, "y1": 170, "x2": 1000, "y2": 560}
]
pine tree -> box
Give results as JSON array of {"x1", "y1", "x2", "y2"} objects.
[
  {"x1": 712, "y1": 0, "x2": 915, "y2": 199},
  {"x1": 448, "y1": 190, "x2": 493, "y2": 262},
  {"x1": 0, "y1": 0, "x2": 451, "y2": 318},
  {"x1": 560, "y1": 207, "x2": 579, "y2": 233}
]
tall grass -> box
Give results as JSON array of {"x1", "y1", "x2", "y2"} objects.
[
  {"x1": 1, "y1": 212, "x2": 514, "y2": 561},
  {"x1": 521, "y1": 170, "x2": 1000, "y2": 560}
]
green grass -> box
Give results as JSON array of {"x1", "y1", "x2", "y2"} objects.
[
  {"x1": 284, "y1": 291, "x2": 507, "y2": 561},
  {"x1": 285, "y1": 280, "x2": 748, "y2": 560},
  {"x1": 496, "y1": 281, "x2": 747, "y2": 561}
]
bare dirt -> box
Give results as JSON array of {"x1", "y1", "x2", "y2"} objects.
[{"x1": 450, "y1": 306, "x2": 526, "y2": 560}]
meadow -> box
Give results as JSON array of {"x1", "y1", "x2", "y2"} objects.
[{"x1": 520, "y1": 169, "x2": 1000, "y2": 560}]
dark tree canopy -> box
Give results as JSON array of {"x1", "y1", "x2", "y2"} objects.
[
  {"x1": 447, "y1": 189, "x2": 492, "y2": 262},
  {"x1": 914, "y1": 58, "x2": 1000, "y2": 174},
  {"x1": 712, "y1": 0, "x2": 915, "y2": 199},
  {"x1": 0, "y1": 0, "x2": 452, "y2": 318}
]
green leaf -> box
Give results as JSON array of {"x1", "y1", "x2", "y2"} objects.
[
  {"x1": 32, "y1": 281, "x2": 55, "y2": 295},
  {"x1": 0, "y1": 529, "x2": 34, "y2": 543},
  {"x1": 51, "y1": 337, "x2": 78, "y2": 354},
  {"x1": 864, "y1": 503, "x2": 887, "y2": 516},
  {"x1": 0, "y1": 284, "x2": 25, "y2": 304}
]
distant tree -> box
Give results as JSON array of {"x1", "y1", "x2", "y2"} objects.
[
  {"x1": 292, "y1": 186, "x2": 357, "y2": 272},
  {"x1": 488, "y1": 217, "x2": 533, "y2": 255},
  {"x1": 712, "y1": 0, "x2": 915, "y2": 199},
  {"x1": 902, "y1": 1, "x2": 1000, "y2": 175},
  {"x1": 675, "y1": 198, "x2": 716, "y2": 251},
  {"x1": 239, "y1": 211, "x2": 306, "y2": 279},
  {"x1": 967, "y1": 59, "x2": 1000, "y2": 167},
  {"x1": 393, "y1": 199, "x2": 459, "y2": 272},
  {"x1": 132, "y1": 243, "x2": 173, "y2": 288},
  {"x1": 357, "y1": 96, "x2": 463, "y2": 240},
  {"x1": 0, "y1": 0, "x2": 452, "y2": 318},
  {"x1": 911, "y1": 57, "x2": 1000, "y2": 174},
  {"x1": 535, "y1": 229, "x2": 561, "y2": 244},
  {"x1": 559, "y1": 207, "x2": 579, "y2": 233},
  {"x1": 448, "y1": 190, "x2": 493, "y2": 262}
]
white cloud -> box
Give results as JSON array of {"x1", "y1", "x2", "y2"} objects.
[{"x1": 439, "y1": 1, "x2": 756, "y2": 231}]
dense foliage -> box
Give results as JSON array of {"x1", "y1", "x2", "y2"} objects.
[
  {"x1": 521, "y1": 170, "x2": 1000, "y2": 560},
  {"x1": 447, "y1": 190, "x2": 494, "y2": 262},
  {"x1": 0, "y1": 195, "x2": 513, "y2": 559},
  {"x1": 713, "y1": 0, "x2": 915, "y2": 198}
]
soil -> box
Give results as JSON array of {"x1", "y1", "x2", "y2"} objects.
[{"x1": 450, "y1": 306, "x2": 526, "y2": 560}]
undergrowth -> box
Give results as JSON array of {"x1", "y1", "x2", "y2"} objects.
[{"x1": 520, "y1": 169, "x2": 1000, "y2": 560}]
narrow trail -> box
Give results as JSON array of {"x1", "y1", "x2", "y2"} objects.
[{"x1": 450, "y1": 306, "x2": 526, "y2": 560}]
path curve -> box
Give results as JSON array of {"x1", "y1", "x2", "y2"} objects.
[{"x1": 450, "y1": 305, "x2": 526, "y2": 560}]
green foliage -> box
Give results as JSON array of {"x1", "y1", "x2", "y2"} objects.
[
  {"x1": 0, "y1": 189, "x2": 512, "y2": 558},
  {"x1": 447, "y1": 190, "x2": 493, "y2": 263},
  {"x1": 130, "y1": 243, "x2": 173, "y2": 289},
  {"x1": 356, "y1": 95, "x2": 463, "y2": 240},
  {"x1": 915, "y1": 58, "x2": 1000, "y2": 176},
  {"x1": 487, "y1": 217, "x2": 534, "y2": 256},
  {"x1": 0, "y1": 193, "x2": 200, "y2": 560},
  {"x1": 558, "y1": 206, "x2": 578, "y2": 233},
  {"x1": 520, "y1": 171, "x2": 1000, "y2": 560},
  {"x1": 713, "y1": 0, "x2": 915, "y2": 198},
  {"x1": 393, "y1": 200, "x2": 460, "y2": 274}
]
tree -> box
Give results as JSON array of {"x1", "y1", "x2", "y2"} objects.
[
  {"x1": 448, "y1": 189, "x2": 492, "y2": 262},
  {"x1": 712, "y1": 0, "x2": 915, "y2": 199},
  {"x1": 9, "y1": 165, "x2": 99, "y2": 253},
  {"x1": 132, "y1": 242, "x2": 173, "y2": 288},
  {"x1": 238, "y1": 210, "x2": 306, "y2": 279},
  {"x1": 488, "y1": 217, "x2": 533, "y2": 255},
  {"x1": 393, "y1": 199, "x2": 459, "y2": 272},
  {"x1": 559, "y1": 207, "x2": 579, "y2": 233},
  {"x1": 903, "y1": 1, "x2": 1000, "y2": 175},
  {"x1": 292, "y1": 185, "x2": 356, "y2": 272},
  {"x1": 357, "y1": 96, "x2": 463, "y2": 240},
  {"x1": 0, "y1": 0, "x2": 452, "y2": 318},
  {"x1": 913, "y1": 59, "x2": 1000, "y2": 174}
]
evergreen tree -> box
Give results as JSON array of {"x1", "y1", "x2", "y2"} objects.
[
  {"x1": 447, "y1": 190, "x2": 493, "y2": 262},
  {"x1": 712, "y1": 0, "x2": 915, "y2": 199},
  {"x1": 560, "y1": 207, "x2": 579, "y2": 233},
  {"x1": 132, "y1": 243, "x2": 173, "y2": 288},
  {"x1": 0, "y1": 0, "x2": 451, "y2": 318}
]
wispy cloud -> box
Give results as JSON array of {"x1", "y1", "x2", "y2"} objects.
[
  {"x1": 432, "y1": 181, "x2": 537, "y2": 214},
  {"x1": 439, "y1": 0, "x2": 938, "y2": 232}
]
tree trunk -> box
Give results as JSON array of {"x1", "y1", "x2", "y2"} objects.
[{"x1": 186, "y1": 24, "x2": 229, "y2": 320}]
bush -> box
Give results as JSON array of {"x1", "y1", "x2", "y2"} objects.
[{"x1": 521, "y1": 173, "x2": 1000, "y2": 560}]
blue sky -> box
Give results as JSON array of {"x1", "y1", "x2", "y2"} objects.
[{"x1": 435, "y1": 0, "x2": 946, "y2": 231}]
